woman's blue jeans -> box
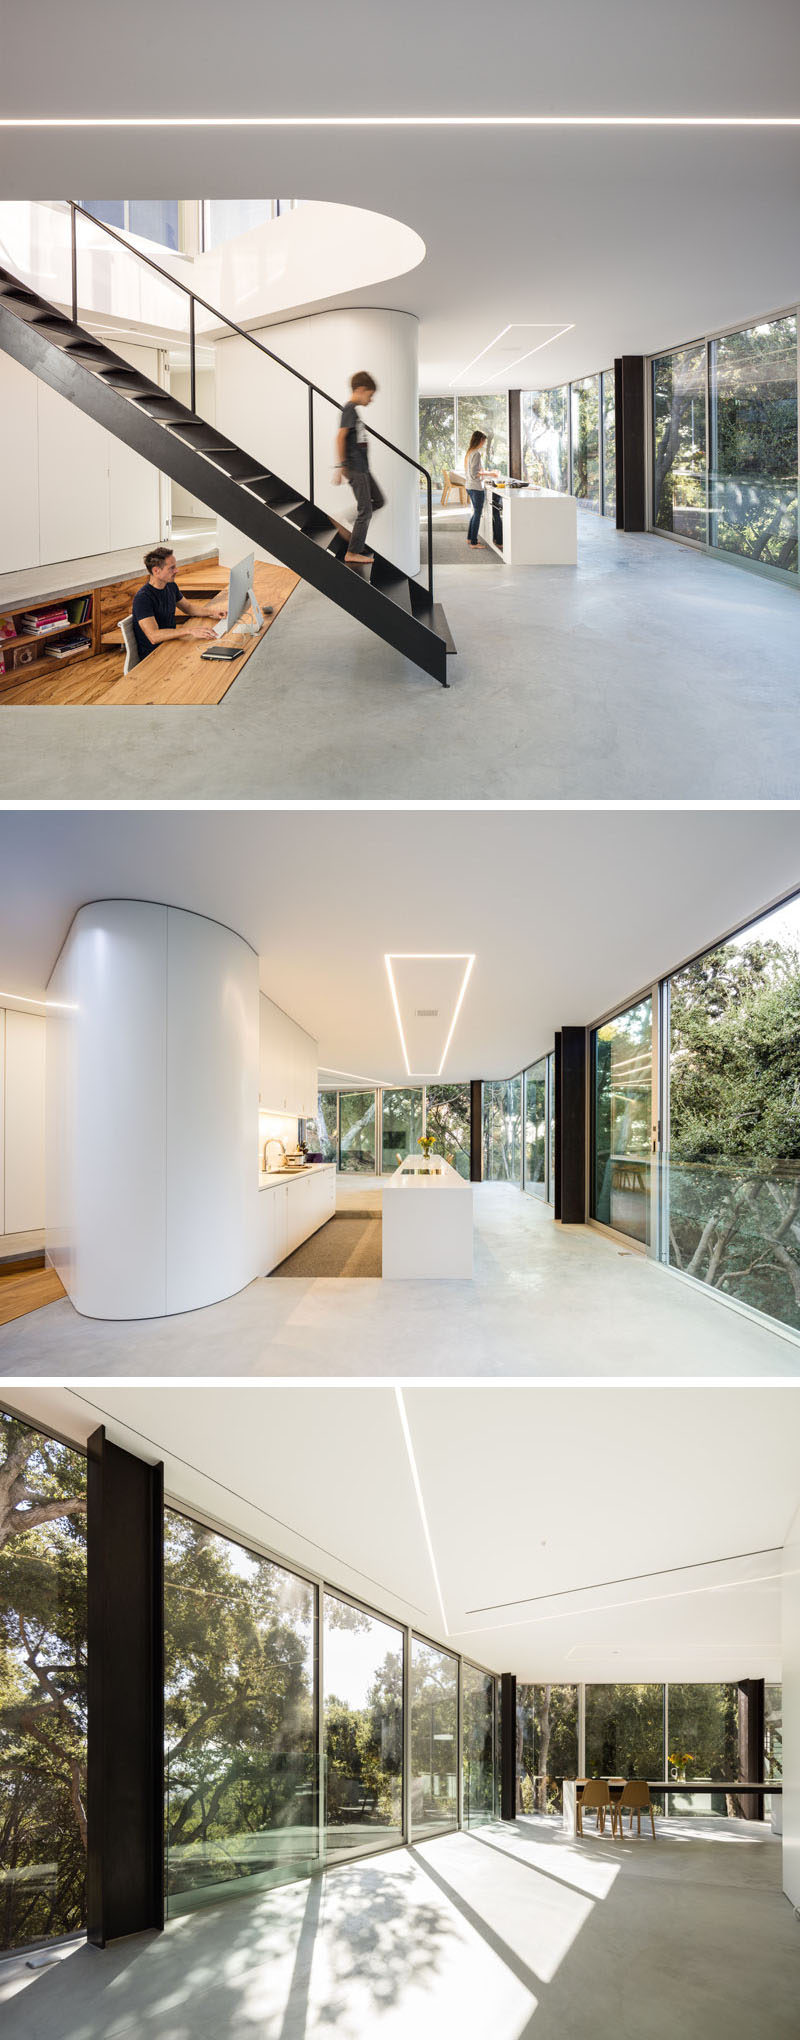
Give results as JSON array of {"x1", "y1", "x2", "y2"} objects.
[{"x1": 467, "y1": 488, "x2": 485, "y2": 544}]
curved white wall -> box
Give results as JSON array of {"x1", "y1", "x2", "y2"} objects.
[
  {"x1": 46, "y1": 901, "x2": 258, "y2": 1319},
  {"x1": 214, "y1": 307, "x2": 420, "y2": 576}
]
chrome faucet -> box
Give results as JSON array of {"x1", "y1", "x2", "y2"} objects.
[{"x1": 264, "y1": 1136, "x2": 286, "y2": 1173}]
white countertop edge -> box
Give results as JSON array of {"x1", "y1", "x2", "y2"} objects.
[{"x1": 258, "y1": 1162, "x2": 335, "y2": 1191}]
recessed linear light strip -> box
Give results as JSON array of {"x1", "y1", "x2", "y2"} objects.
[
  {"x1": 3, "y1": 116, "x2": 800, "y2": 128},
  {"x1": 384, "y1": 952, "x2": 474, "y2": 1078},
  {"x1": 451, "y1": 323, "x2": 574, "y2": 387},
  {"x1": 465, "y1": 1542, "x2": 782, "y2": 1615},
  {"x1": 455, "y1": 1565, "x2": 795, "y2": 1642},
  {"x1": 395, "y1": 1388, "x2": 449, "y2": 1638},
  {"x1": 0, "y1": 990, "x2": 76, "y2": 1010},
  {"x1": 318, "y1": 1064, "x2": 394, "y2": 1087}
]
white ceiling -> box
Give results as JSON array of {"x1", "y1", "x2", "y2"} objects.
[
  {"x1": 3, "y1": 1, "x2": 799, "y2": 385},
  {"x1": 1, "y1": 809, "x2": 799, "y2": 1081},
  {"x1": 9, "y1": 1382, "x2": 799, "y2": 1680}
]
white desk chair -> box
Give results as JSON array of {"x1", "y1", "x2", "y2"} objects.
[{"x1": 118, "y1": 615, "x2": 140, "y2": 676}]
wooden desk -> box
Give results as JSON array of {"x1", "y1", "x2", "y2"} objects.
[{"x1": 4, "y1": 560, "x2": 299, "y2": 708}]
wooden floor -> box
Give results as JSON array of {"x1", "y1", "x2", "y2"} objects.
[
  {"x1": 0, "y1": 1263, "x2": 66, "y2": 1326},
  {"x1": 0, "y1": 562, "x2": 299, "y2": 707}
]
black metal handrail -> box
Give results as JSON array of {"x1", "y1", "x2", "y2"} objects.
[{"x1": 62, "y1": 201, "x2": 433, "y2": 598}]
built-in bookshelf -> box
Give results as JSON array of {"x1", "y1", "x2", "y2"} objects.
[{"x1": 0, "y1": 593, "x2": 97, "y2": 681}]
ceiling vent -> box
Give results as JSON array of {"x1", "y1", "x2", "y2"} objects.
[{"x1": 415, "y1": 1008, "x2": 439, "y2": 1018}]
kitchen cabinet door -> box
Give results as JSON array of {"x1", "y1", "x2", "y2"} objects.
[{"x1": 5, "y1": 1010, "x2": 46, "y2": 1233}]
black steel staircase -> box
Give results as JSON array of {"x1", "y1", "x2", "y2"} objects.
[{"x1": 0, "y1": 208, "x2": 453, "y2": 685}]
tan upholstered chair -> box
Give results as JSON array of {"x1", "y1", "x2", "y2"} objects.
[
  {"x1": 577, "y1": 1779, "x2": 618, "y2": 1838},
  {"x1": 441, "y1": 470, "x2": 469, "y2": 507},
  {"x1": 618, "y1": 1781, "x2": 656, "y2": 1837}
]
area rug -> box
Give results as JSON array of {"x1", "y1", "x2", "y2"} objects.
[
  {"x1": 419, "y1": 508, "x2": 500, "y2": 567},
  {"x1": 270, "y1": 1212, "x2": 382, "y2": 1278}
]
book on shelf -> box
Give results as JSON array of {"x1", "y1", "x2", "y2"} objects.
[
  {"x1": 67, "y1": 595, "x2": 92, "y2": 626},
  {"x1": 20, "y1": 607, "x2": 70, "y2": 635},
  {"x1": 45, "y1": 634, "x2": 91, "y2": 660},
  {"x1": 0, "y1": 615, "x2": 16, "y2": 642}
]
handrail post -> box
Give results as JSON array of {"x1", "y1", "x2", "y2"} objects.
[
  {"x1": 426, "y1": 470, "x2": 434, "y2": 603},
  {"x1": 70, "y1": 203, "x2": 77, "y2": 327},
  {"x1": 189, "y1": 295, "x2": 196, "y2": 415},
  {"x1": 308, "y1": 384, "x2": 315, "y2": 505}
]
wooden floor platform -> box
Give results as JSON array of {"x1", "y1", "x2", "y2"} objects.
[
  {"x1": 0, "y1": 1262, "x2": 66, "y2": 1326},
  {"x1": 0, "y1": 562, "x2": 298, "y2": 707}
]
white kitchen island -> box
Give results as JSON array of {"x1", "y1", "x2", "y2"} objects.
[
  {"x1": 382, "y1": 1156, "x2": 473, "y2": 1279},
  {"x1": 480, "y1": 482, "x2": 577, "y2": 565}
]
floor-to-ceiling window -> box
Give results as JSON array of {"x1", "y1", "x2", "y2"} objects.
[
  {"x1": 592, "y1": 996, "x2": 653, "y2": 1244},
  {"x1": 339, "y1": 1091, "x2": 377, "y2": 1174},
  {"x1": 323, "y1": 1593, "x2": 404, "y2": 1860},
  {"x1": 456, "y1": 394, "x2": 509, "y2": 476},
  {"x1": 164, "y1": 1511, "x2": 318, "y2": 1915},
  {"x1": 483, "y1": 1076, "x2": 523, "y2": 1184},
  {"x1": 462, "y1": 1664, "x2": 499, "y2": 1826},
  {"x1": 516, "y1": 1684, "x2": 579, "y2": 1815},
  {"x1": 424, "y1": 1083, "x2": 472, "y2": 1179},
  {"x1": 521, "y1": 387, "x2": 569, "y2": 491},
  {"x1": 601, "y1": 370, "x2": 616, "y2": 517},
  {"x1": 381, "y1": 1088, "x2": 423, "y2": 1174},
  {"x1": 315, "y1": 1090, "x2": 339, "y2": 1162},
  {"x1": 547, "y1": 1050, "x2": 556, "y2": 1205},
  {"x1": 570, "y1": 376, "x2": 600, "y2": 506},
  {"x1": 410, "y1": 1638, "x2": 459, "y2": 1840},
  {"x1": 0, "y1": 1414, "x2": 87, "y2": 1955},
  {"x1": 709, "y1": 314, "x2": 798, "y2": 576},
  {"x1": 82, "y1": 200, "x2": 181, "y2": 249},
  {"x1": 665, "y1": 1683, "x2": 740, "y2": 1815},
  {"x1": 523, "y1": 1058, "x2": 548, "y2": 1199},
  {"x1": 652, "y1": 341, "x2": 708, "y2": 542},
  {"x1": 665, "y1": 889, "x2": 800, "y2": 1333},
  {"x1": 584, "y1": 1683, "x2": 664, "y2": 1783},
  {"x1": 419, "y1": 398, "x2": 457, "y2": 491}
]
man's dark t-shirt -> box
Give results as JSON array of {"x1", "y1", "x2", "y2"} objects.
[
  {"x1": 131, "y1": 580, "x2": 183, "y2": 661},
  {"x1": 340, "y1": 400, "x2": 369, "y2": 474}
]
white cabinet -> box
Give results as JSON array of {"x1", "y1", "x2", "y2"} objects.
[
  {"x1": 259, "y1": 993, "x2": 318, "y2": 1119},
  {"x1": 3, "y1": 1008, "x2": 46, "y2": 1235},
  {"x1": 258, "y1": 1165, "x2": 335, "y2": 1273}
]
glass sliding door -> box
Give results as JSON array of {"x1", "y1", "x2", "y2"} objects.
[
  {"x1": 570, "y1": 376, "x2": 600, "y2": 505},
  {"x1": 339, "y1": 1090, "x2": 376, "y2": 1173},
  {"x1": 381, "y1": 1087, "x2": 423, "y2": 1173},
  {"x1": 424, "y1": 1083, "x2": 471, "y2": 1178},
  {"x1": 323, "y1": 1594, "x2": 403, "y2": 1859},
  {"x1": 410, "y1": 1639, "x2": 459, "y2": 1840},
  {"x1": 315, "y1": 1090, "x2": 338, "y2": 1162},
  {"x1": 709, "y1": 314, "x2": 798, "y2": 575},
  {"x1": 665, "y1": 890, "x2": 800, "y2": 1333},
  {"x1": 462, "y1": 1664, "x2": 497, "y2": 1827},
  {"x1": 601, "y1": 369, "x2": 616, "y2": 517},
  {"x1": 592, "y1": 997, "x2": 653, "y2": 1244},
  {"x1": 164, "y1": 1511, "x2": 318, "y2": 1915},
  {"x1": 652, "y1": 342, "x2": 707, "y2": 541},
  {"x1": 0, "y1": 1414, "x2": 87, "y2": 1955},
  {"x1": 419, "y1": 397, "x2": 456, "y2": 494},
  {"x1": 483, "y1": 1076, "x2": 522, "y2": 1184},
  {"x1": 523, "y1": 1058, "x2": 548, "y2": 1199},
  {"x1": 516, "y1": 1683, "x2": 579, "y2": 1815},
  {"x1": 521, "y1": 386, "x2": 569, "y2": 490}
]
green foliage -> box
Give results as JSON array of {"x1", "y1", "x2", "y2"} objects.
[
  {"x1": 0, "y1": 1416, "x2": 87, "y2": 1953},
  {"x1": 654, "y1": 318, "x2": 798, "y2": 572},
  {"x1": 669, "y1": 933, "x2": 800, "y2": 1326},
  {"x1": 483, "y1": 1077, "x2": 522, "y2": 1183},
  {"x1": 419, "y1": 398, "x2": 456, "y2": 489},
  {"x1": 424, "y1": 1084, "x2": 471, "y2": 1179},
  {"x1": 517, "y1": 1683, "x2": 578, "y2": 1814}
]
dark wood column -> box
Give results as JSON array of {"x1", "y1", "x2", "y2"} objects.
[
  {"x1": 87, "y1": 1426, "x2": 164, "y2": 1945},
  {"x1": 737, "y1": 1678, "x2": 765, "y2": 1822},
  {"x1": 470, "y1": 1080, "x2": 483, "y2": 1181},
  {"x1": 614, "y1": 356, "x2": 647, "y2": 532},
  {"x1": 557, "y1": 1026, "x2": 586, "y2": 1224},
  {"x1": 501, "y1": 1673, "x2": 517, "y2": 1820},
  {"x1": 508, "y1": 390, "x2": 522, "y2": 480}
]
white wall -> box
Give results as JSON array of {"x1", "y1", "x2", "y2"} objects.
[
  {"x1": 170, "y1": 365, "x2": 216, "y2": 521},
  {"x1": 1, "y1": 1007, "x2": 46, "y2": 1240},
  {"x1": 783, "y1": 1498, "x2": 800, "y2": 1909},
  {"x1": 0, "y1": 342, "x2": 164, "y2": 573},
  {"x1": 214, "y1": 307, "x2": 420, "y2": 576},
  {"x1": 46, "y1": 900, "x2": 259, "y2": 1319}
]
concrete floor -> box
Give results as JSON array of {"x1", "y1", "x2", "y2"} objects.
[
  {"x1": 2, "y1": 1819, "x2": 798, "y2": 2039},
  {"x1": 1, "y1": 516, "x2": 798, "y2": 797},
  {"x1": 2, "y1": 1184, "x2": 797, "y2": 1378}
]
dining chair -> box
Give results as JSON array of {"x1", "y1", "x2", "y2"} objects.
[
  {"x1": 618, "y1": 1780, "x2": 656, "y2": 1837},
  {"x1": 441, "y1": 470, "x2": 469, "y2": 507},
  {"x1": 577, "y1": 1778, "x2": 618, "y2": 1838}
]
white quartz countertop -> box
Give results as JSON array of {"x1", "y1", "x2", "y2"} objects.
[
  {"x1": 385, "y1": 1159, "x2": 469, "y2": 1190},
  {"x1": 258, "y1": 1162, "x2": 335, "y2": 1190}
]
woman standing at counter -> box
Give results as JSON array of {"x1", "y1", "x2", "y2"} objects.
[{"x1": 464, "y1": 430, "x2": 498, "y2": 549}]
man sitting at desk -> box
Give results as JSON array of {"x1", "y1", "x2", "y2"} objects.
[{"x1": 131, "y1": 546, "x2": 227, "y2": 661}]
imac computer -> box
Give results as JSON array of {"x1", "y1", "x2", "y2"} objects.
[{"x1": 212, "y1": 553, "x2": 265, "y2": 637}]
